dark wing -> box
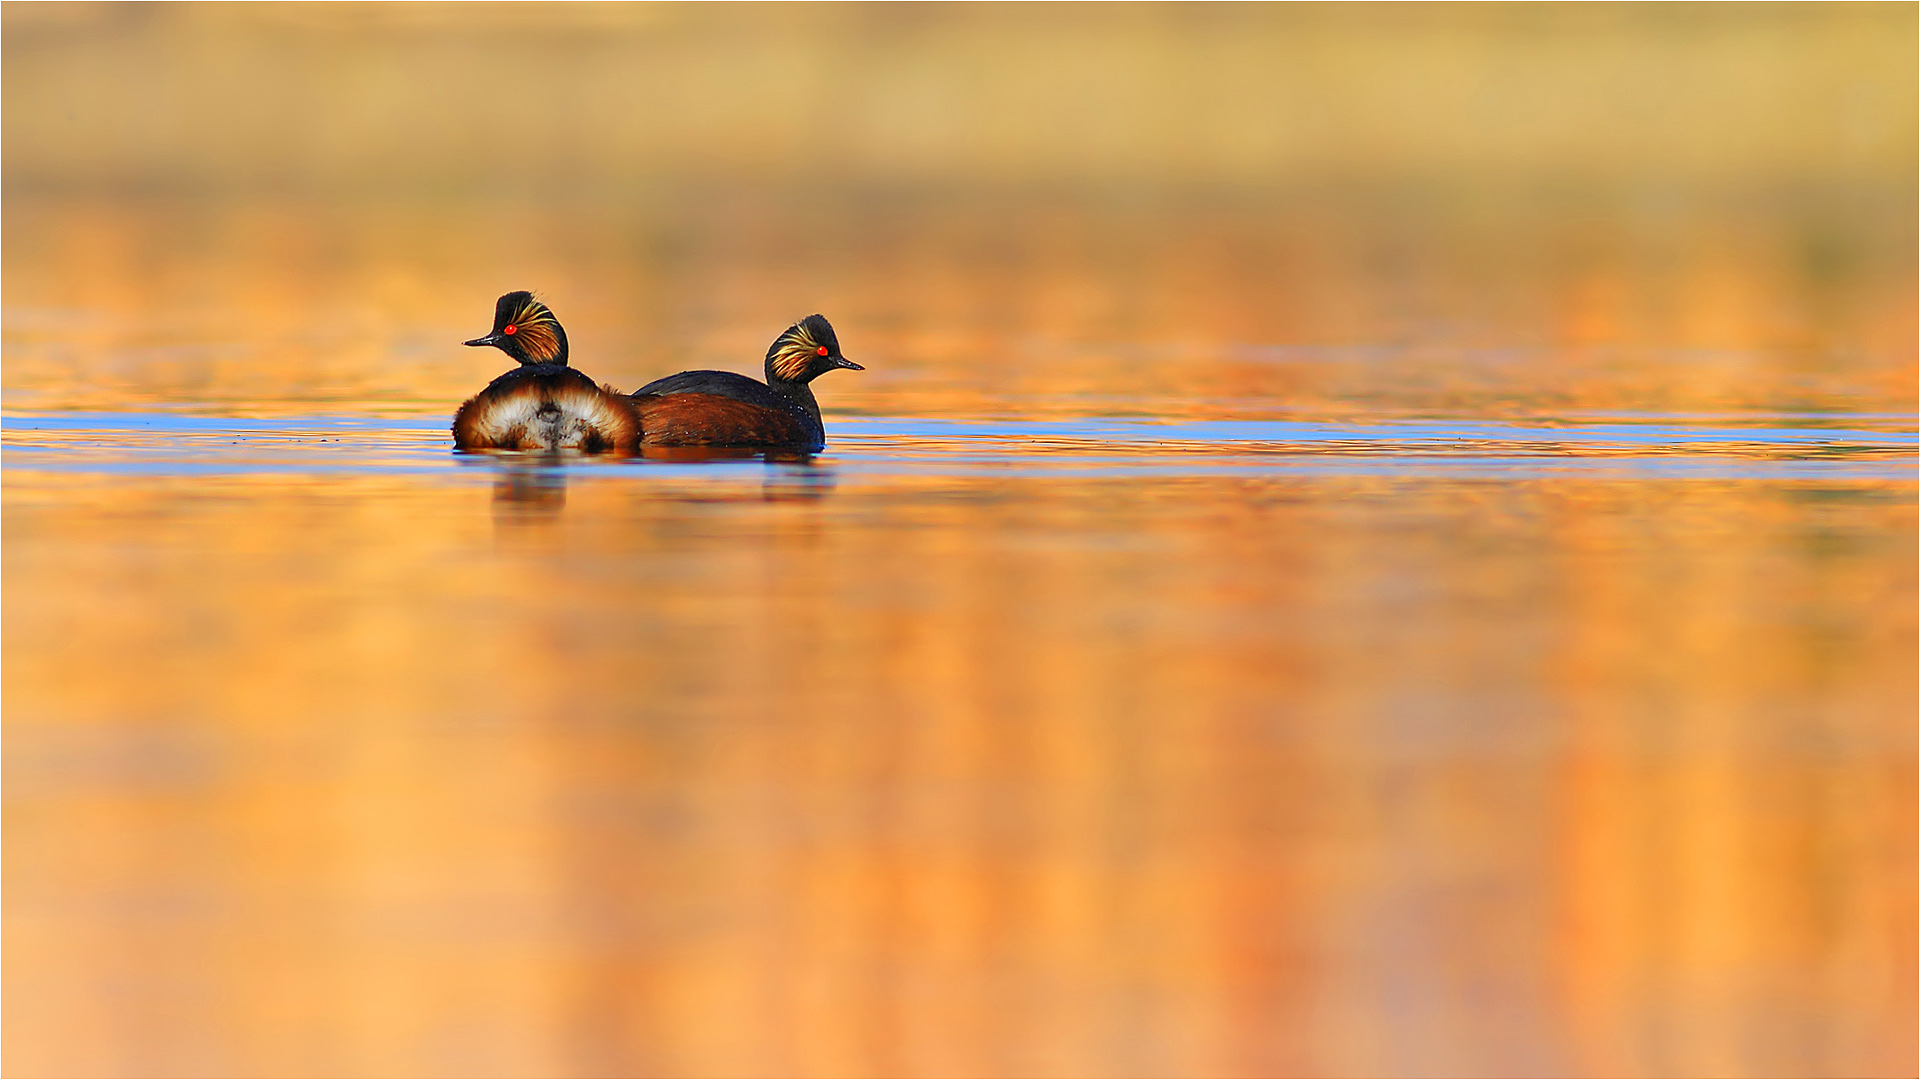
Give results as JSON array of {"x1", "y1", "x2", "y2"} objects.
[
  {"x1": 631, "y1": 369, "x2": 788, "y2": 410},
  {"x1": 635, "y1": 393, "x2": 820, "y2": 450}
]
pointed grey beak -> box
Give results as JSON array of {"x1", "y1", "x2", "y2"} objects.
[
  {"x1": 829, "y1": 356, "x2": 864, "y2": 371},
  {"x1": 463, "y1": 335, "x2": 498, "y2": 348}
]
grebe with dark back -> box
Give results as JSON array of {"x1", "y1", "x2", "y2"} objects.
[{"x1": 631, "y1": 314, "x2": 863, "y2": 453}]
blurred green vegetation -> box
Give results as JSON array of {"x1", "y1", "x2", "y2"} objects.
[{"x1": 4, "y1": 2, "x2": 1914, "y2": 197}]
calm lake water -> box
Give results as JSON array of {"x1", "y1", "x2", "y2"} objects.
[{"x1": 5, "y1": 191, "x2": 1915, "y2": 1076}]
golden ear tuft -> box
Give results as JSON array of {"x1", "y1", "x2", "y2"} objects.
[
  {"x1": 770, "y1": 348, "x2": 810, "y2": 381},
  {"x1": 507, "y1": 298, "x2": 562, "y2": 362},
  {"x1": 768, "y1": 322, "x2": 822, "y2": 382}
]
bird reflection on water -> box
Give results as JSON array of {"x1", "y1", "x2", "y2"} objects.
[
  {"x1": 484, "y1": 458, "x2": 569, "y2": 521},
  {"x1": 467, "y1": 452, "x2": 838, "y2": 525}
]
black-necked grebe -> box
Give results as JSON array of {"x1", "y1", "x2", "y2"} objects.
[
  {"x1": 629, "y1": 314, "x2": 862, "y2": 453},
  {"x1": 451, "y1": 291, "x2": 641, "y2": 453}
]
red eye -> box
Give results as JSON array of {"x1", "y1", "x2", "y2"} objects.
[
  {"x1": 816, "y1": 346, "x2": 829, "y2": 356},
  {"x1": 503, "y1": 324, "x2": 517, "y2": 335}
]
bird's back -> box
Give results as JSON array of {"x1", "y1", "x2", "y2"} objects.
[
  {"x1": 453, "y1": 365, "x2": 641, "y2": 453},
  {"x1": 631, "y1": 370, "x2": 788, "y2": 406},
  {"x1": 632, "y1": 369, "x2": 822, "y2": 451}
]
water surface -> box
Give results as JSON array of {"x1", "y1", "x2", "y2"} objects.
[{"x1": 5, "y1": 190, "x2": 1915, "y2": 1076}]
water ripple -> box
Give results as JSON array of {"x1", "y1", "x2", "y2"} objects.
[{"x1": 3, "y1": 411, "x2": 1913, "y2": 482}]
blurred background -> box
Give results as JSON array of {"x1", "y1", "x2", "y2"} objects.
[
  {"x1": 4, "y1": 3, "x2": 1915, "y2": 1076},
  {"x1": 5, "y1": 2, "x2": 1914, "y2": 415}
]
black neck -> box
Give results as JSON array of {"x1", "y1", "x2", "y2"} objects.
[{"x1": 768, "y1": 377, "x2": 822, "y2": 428}]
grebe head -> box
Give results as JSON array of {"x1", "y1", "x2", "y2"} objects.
[
  {"x1": 464, "y1": 291, "x2": 569, "y2": 366},
  {"x1": 765, "y1": 314, "x2": 863, "y2": 386}
]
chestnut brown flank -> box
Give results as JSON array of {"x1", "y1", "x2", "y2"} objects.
[{"x1": 636, "y1": 393, "x2": 813, "y2": 447}]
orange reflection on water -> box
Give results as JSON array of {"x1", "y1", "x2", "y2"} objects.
[
  {"x1": 4, "y1": 184, "x2": 1915, "y2": 1075},
  {"x1": 5, "y1": 461, "x2": 1914, "y2": 1076},
  {"x1": 2, "y1": 189, "x2": 1914, "y2": 421}
]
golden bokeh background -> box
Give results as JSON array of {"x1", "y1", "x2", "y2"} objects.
[{"x1": 7, "y1": 3, "x2": 1915, "y2": 190}]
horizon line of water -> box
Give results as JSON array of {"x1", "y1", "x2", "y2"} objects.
[{"x1": 3, "y1": 410, "x2": 1912, "y2": 483}]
